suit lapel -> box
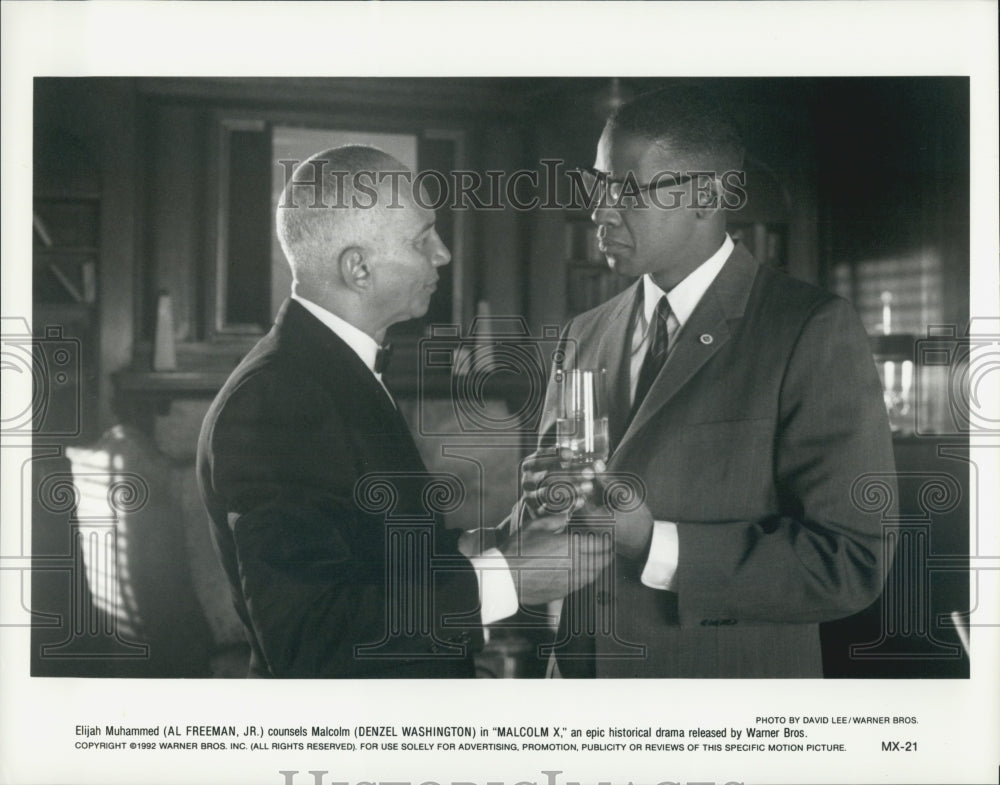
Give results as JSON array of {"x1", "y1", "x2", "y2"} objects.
[
  {"x1": 617, "y1": 289, "x2": 731, "y2": 451},
  {"x1": 614, "y1": 245, "x2": 760, "y2": 456}
]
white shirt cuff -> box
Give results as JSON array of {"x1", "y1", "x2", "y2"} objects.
[
  {"x1": 469, "y1": 548, "x2": 519, "y2": 625},
  {"x1": 639, "y1": 521, "x2": 679, "y2": 591}
]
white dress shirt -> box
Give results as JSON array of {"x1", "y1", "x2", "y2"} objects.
[
  {"x1": 630, "y1": 235, "x2": 734, "y2": 591},
  {"x1": 291, "y1": 293, "x2": 519, "y2": 626}
]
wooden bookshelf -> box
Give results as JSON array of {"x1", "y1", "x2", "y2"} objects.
[
  {"x1": 32, "y1": 182, "x2": 102, "y2": 443},
  {"x1": 33, "y1": 196, "x2": 100, "y2": 306}
]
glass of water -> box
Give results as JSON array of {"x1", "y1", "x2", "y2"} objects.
[{"x1": 555, "y1": 368, "x2": 609, "y2": 464}]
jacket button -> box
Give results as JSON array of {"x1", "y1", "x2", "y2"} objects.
[{"x1": 700, "y1": 333, "x2": 714, "y2": 345}]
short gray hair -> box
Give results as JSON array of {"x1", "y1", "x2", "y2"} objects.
[{"x1": 275, "y1": 145, "x2": 407, "y2": 283}]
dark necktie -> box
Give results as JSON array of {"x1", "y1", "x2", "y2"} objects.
[
  {"x1": 374, "y1": 343, "x2": 393, "y2": 375},
  {"x1": 629, "y1": 296, "x2": 672, "y2": 421}
]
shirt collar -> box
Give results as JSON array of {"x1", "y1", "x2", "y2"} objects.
[
  {"x1": 291, "y1": 293, "x2": 383, "y2": 376},
  {"x1": 642, "y1": 234, "x2": 734, "y2": 329}
]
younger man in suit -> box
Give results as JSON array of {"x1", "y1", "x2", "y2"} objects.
[{"x1": 520, "y1": 86, "x2": 897, "y2": 677}]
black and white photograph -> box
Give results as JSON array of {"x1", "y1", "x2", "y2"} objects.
[{"x1": 2, "y1": 3, "x2": 997, "y2": 785}]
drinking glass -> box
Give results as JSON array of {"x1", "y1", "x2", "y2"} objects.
[{"x1": 555, "y1": 368, "x2": 609, "y2": 464}]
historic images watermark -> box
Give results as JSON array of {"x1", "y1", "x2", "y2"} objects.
[
  {"x1": 277, "y1": 770, "x2": 743, "y2": 785},
  {"x1": 1, "y1": 317, "x2": 81, "y2": 438},
  {"x1": 277, "y1": 159, "x2": 749, "y2": 213},
  {"x1": 4, "y1": 316, "x2": 994, "y2": 669}
]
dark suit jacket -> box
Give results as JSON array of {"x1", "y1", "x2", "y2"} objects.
[
  {"x1": 197, "y1": 299, "x2": 483, "y2": 677},
  {"x1": 542, "y1": 244, "x2": 897, "y2": 677}
]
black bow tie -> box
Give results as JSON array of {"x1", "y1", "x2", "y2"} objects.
[{"x1": 374, "y1": 343, "x2": 393, "y2": 375}]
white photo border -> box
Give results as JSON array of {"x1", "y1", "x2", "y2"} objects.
[{"x1": 2, "y1": 3, "x2": 997, "y2": 785}]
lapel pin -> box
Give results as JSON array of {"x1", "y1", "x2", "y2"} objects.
[{"x1": 700, "y1": 334, "x2": 714, "y2": 345}]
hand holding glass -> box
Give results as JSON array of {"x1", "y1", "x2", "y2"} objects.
[{"x1": 517, "y1": 368, "x2": 608, "y2": 527}]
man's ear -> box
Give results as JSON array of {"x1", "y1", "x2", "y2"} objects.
[
  {"x1": 692, "y1": 173, "x2": 722, "y2": 218},
  {"x1": 339, "y1": 246, "x2": 372, "y2": 293}
]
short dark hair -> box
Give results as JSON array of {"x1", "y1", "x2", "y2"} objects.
[{"x1": 608, "y1": 85, "x2": 745, "y2": 172}]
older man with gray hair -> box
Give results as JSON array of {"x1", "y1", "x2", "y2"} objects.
[{"x1": 198, "y1": 146, "x2": 609, "y2": 677}]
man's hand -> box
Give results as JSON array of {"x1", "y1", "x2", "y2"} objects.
[
  {"x1": 569, "y1": 468, "x2": 655, "y2": 561},
  {"x1": 575, "y1": 502, "x2": 654, "y2": 561},
  {"x1": 517, "y1": 447, "x2": 602, "y2": 525},
  {"x1": 499, "y1": 515, "x2": 613, "y2": 606}
]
